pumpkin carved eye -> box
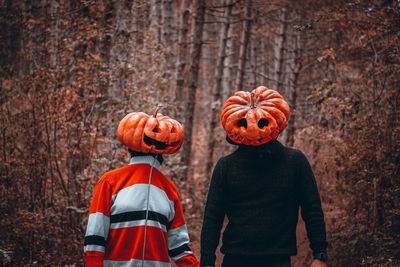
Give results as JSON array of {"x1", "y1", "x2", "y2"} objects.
[
  {"x1": 258, "y1": 119, "x2": 269, "y2": 128},
  {"x1": 237, "y1": 118, "x2": 247, "y2": 129}
]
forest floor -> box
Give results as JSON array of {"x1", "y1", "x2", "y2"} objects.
[{"x1": 182, "y1": 217, "x2": 314, "y2": 267}]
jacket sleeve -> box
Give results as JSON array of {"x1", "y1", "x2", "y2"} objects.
[
  {"x1": 200, "y1": 159, "x2": 226, "y2": 267},
  {"x1": 297, "y1": 151, "x2": 328, "y2": 255},
  {"x1": 84, "y1": 177, "x2": 113, "y2": 267},
  {"x1": 167, "y1": 189, "x2": 200, "y2": 267}
]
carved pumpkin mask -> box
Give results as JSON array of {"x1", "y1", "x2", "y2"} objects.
[
  {"x1": 221, "y1": 86, "x2": 290, "y2": 146},
  {"x1": 117, "y1": 106, "x2": 184, "y2": 154}
]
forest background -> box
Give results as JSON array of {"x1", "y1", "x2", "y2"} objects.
[{"x1": 0, "y1": 0, "x2": 399, "y2": 266}]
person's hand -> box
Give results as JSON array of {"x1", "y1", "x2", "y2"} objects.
[{"x1": 310, "y1": 259, "x2": 327, "y2": 267}]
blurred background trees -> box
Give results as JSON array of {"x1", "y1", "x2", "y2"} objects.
[{"x1": 0, "y1": 0, "x2": 399, "y2": 266}]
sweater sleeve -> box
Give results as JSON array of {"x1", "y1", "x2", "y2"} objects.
[
  {"x1": 84, "y1": 177, "x2": 113, "y2": 267},
  {"x1": 200, "y1": 159, "x2": 226, "y2": 267},
  {"x1": 168, "y1": 189, "x2": 200, "y2": 267},
  {"x1": 297, "y1": 151, "x2": 328, "y2": 255}
]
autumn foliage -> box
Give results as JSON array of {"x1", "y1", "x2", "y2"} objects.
[{"x1": 0, "y1": 0, "x2": 399, "y2": 266}]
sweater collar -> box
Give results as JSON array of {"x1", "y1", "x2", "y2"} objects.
[
  {"x1": 129, "y1": 155, "x2": 162, "y2": 169},
  {"x1": 237, "y1": 139, "x2": 284, "y2": 157}
]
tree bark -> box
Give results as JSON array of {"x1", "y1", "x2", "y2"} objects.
[
  {"x1": 175, "y1": 0, "x2": 192, "y2": 103},
  {"x1": 222, "y1": 24, "x2": 234, "y2": 99},
  {"x1": 108, "y1": 0, "x2": 134, "y2": 100},
  {"x1": 181, "y1": 0, "x2": 206, "y2": 180},
  {"x1": 274, "y1": 7, "x2": 287, "y2": 90},
  {"x1": 250, "y1": 36, "x2": 259, "y2": 88},
  {"x1": 285, "y1": 23, "x2": 301, "y2": 147},
  {"x1": 161, "y1": 0, "x2": 176, "y2": 46},
  {"x1": 205, "y1": 1, "x2": 234, "y2": 178},
  {"x1": 260, "y1": 37, "x2": 267, "y2": 85},
  {"x1": 149, "y1": 0, "x2": 162, "y2": 45},
  {"x1": 235, "y1": 0, "x2": 252, "y2": 90},
  {"x1": 161, "y1": 0, "x2": 177, "y2": 94}
]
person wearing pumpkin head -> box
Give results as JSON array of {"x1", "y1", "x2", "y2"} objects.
[
  {"x1": 200, "y1": 86, "x2": 328, "y2": 267},
  {"x1": 84, "y1": 106, "x2": 200, "y2": 267}
]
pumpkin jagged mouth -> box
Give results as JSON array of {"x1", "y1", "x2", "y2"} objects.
[
  {"x1": 144, "y1": 135, "x2": 167, "y2": 149},
  {"x1": 230, "y1": 132, "x2": 269, "y2": 144},
  {"x1": 143, "y1": 135, "x2": 180, "y2": 150}
]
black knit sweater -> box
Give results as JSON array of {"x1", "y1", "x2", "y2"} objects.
[{"x1": 200, "y1": 140, "x2": 327, "y2": 266}]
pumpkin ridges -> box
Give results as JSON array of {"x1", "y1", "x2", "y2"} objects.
[
  {"x1": 221, "y1": 106, "x2": 247, "y2": 125},
  {"x1": 117, "y1": 113, "x2": 132, "y2": 143},
  {"x1": 224, "y1": 95, "x2": 249, "y2": 106},
  {"x1": 234, "y1": 91, "x2": 249, "y2": 98},
  {"x1": 123, "y1": 113, "x2": 142, "y2": 147},
  {"x1": 221, "y1": 105, "x2": 245, "y2": 117},
  {"x1": 221, "y1": 106, "x2": 244, "y2": 123},
  {"x1": 258, "y1": 96, "x2": 285, "y2": 104},
  {"x1": 254, "y1": 85, "x2": 268, "y2": 91},
  {"x1": 117, "y1": 110, "x2": 184, "y2": 154},
  {"x1": 221, "y1": 86, "x2": 290, "y2": 146},
  {"x1": 169, "y1": 119, "x2": 184, "y2": 143},
  {"x1": 263, "y1": 107, "x2": 287, "y2": 131},
  {"x1": 258, "y1": 101, "x2": 285, "y2": 108},
  {"x1": 259, "y1": 97, "x2": 288, "y2": 106},
  {"x1": 224, "y1": 109, "x2": 249, "y2": 131},
  {"x1": 259, "y1": 100, "x2": 290, "y2": 119},
  {"x1": 135, "y1": 116, "x2": 149, "y2": 152},
  {"x1": 259, "y1": 88, "x2": 279, "y2": 99}
]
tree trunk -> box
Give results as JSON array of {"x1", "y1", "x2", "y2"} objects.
[
  {"x1": 285, "y1": 25, "x2": 301, "y2": 147},
  {"x1": 235, "y1": 0, "x2": 252, "y2": 90},
  {"x1": 149, "y1": 0, "x2": 162, "y2": 45},
  {"x1": 161, "y1": 0, "x2": 177, "y2": 95},
  {"x1": 175, "y1": 0, "x2": 192, "y2": 104},
  {"x1": 205, "y1": 1, "x2": 233, "y2": 178},
  {"x1": 250, "y1": 37, "x2": 259, "y2": 88},
  {"x1": 161, "y1": 0, "x2": 176, "y2": 46},
  {"x1": 274, "y1": 7, "x2": 287, "y2": 90},
  {"x1": 260, "y1": 37, "x2": 267, "y2": 85},
  {"x1": 109, "y1": 0, "x2": 134, "y2": 100},
  {"x1": 181, "y1": 0, "x2": 206, "y2": 180},
  {"x1": 222, "y1": 24, "x2": 234, "y2": 99},
  {"x1": 189, "y1": 5, "x2": 220, "y2": 178}
]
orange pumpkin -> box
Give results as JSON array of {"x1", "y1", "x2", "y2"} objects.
[
  {"x1": 117, "y1": 106, "x2": 184, "y2": 154},
  {"x1": 221, "y1": 86, "x2": 290, "y2": 146}
]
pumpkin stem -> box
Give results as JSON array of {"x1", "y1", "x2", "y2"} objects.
[
  {"x1": 153, "y1": 104, "x2": 162, "y2": 117},
  {"x1": 250, "y1": 92, "x2": 256, "y2": 108}
]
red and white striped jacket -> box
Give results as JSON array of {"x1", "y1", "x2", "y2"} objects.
[{"x1": 84, "y1": 155, "x2": 199, "y2": 267}]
